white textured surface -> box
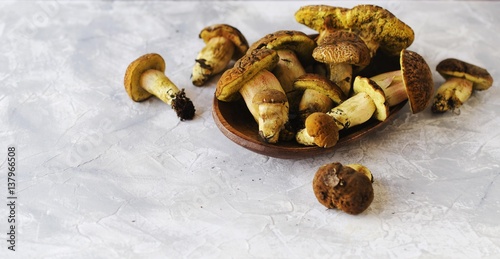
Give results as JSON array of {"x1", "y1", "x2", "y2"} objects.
[{"x1": 1, "y1": 1, "x2": 500, "y2": 258}]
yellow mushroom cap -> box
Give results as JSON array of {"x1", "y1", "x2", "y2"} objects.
[
  {"x1": 215, "y1": 48, "x2": 279, "y2": 102},
  {"x1": 199, "y1": 24, "x2": 249, "y2": 59},
  {"x1": 293, "y1": 73, "x2": 346, "y2": 104},
  {"x1": 353, "y1": 76, "x2": 389, "y2": 121},
  {"x1": 124, "y1": 53, "x2": 165, "y2": 102}
]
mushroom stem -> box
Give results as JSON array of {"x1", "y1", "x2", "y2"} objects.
[
  {"x1": 192, "y1": 36, "x2": 235, "y2": 86},
  {"x1": 239, "y1": 69, "x2": 289, "y2": 143},
  {"x1": 298, "y1": 88, "x2": 334, "y2": 121},
  {"x1": 370, "y1": 70, "x2": 407, "y2": 107},
  {"x1": 431, "y1": 77, "x2": 473, "y2": 113},
  {"x1": 328, "y1": 63, "x2": 353, "y2": 96},
  {"x1": 327, "y1": 92, "x2": 376, "y2": 130},
  {"x1": 140, "y1": 69, "x2": 195, "y2": 120}
]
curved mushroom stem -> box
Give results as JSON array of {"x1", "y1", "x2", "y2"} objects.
[
  {"x1": 431, "y1": 77, "x2": 473, "y2": 113},
  {"x1": 370, "y1": 70, "x2": 407, "y2": 107},
  {"x1": 239, "y1": 69, "x2": 289, "y2": 143},
  {"x1": 192, "y1": 36, "x2": 235, "y2": 86},
  {"x1": 328, "y1": 63, "x2": 353, "y2": 96},
  {"x1": 327, "y1": 92, "x2": 376, "y2": 130},
  {"x1": 140, "y1": 69, "x2": 195, "y2": 120}
]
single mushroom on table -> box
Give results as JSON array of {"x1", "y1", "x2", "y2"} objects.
[
  {"x1": 431, "y1": 58, "x2": 494, "y2": 113},
  {"x1": 313, "y1": 28, "x2": 371, "y2": 96},
  {"x1": 313, "y1": 162, "x2": 374, "y2": 215},
  {"x1": 216, "y1": 48, "x2": 289, "y2": 144},
  {"x1": 369, "y1": 49, "x2": 434, "y2": 114},
  {"x1": 192, "y1": 24, "x2": 249, "y2": 86},
  {"x1": 124, "y1": 53, "x2": 195, "y2": 121},
  {"x1": 295, "y1": 4, "x2": 415, "y2": 58}
]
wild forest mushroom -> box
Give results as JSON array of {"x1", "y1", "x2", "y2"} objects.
[
  {"x1": 313, "y1": 28, "x2": 371, "y2": 96},
  {"x1": 327, "y1": 76, "x2": 388, "y2": 130},
  {"x1": 295, "y1": 4, "x2": 414, "y2": 57},
  {"x1": 431, "y1": 58, "x2": 494, "y2": 113},
  {"x1": 295, "y1": 112, "x2": 339, "y2": 148},
  {"x1": 293, "y1": 73, "x2": 346, "y2": 122},
  {"x1": 247, "y1": 30, "x2": 316, "y2": 110},
  {"x1": 192, "y1": 24, "x2": 249, "y2": 86},
  {"x1": 216, "y1": 48, "x2": 289, "y2": 143},
  {"x1": 312, "y1": 162, "x2": 374, "y2": 215},
  {"x1": 124, "y1": 53, "x2": 195, "y2": 121},
  {"x1": 369, "y1": 49, "x2": 434, "y2": 114}
]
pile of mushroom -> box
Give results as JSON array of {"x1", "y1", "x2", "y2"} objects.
[{"x1": 211, "y1": 4, "x2": 435, "y2": 147}]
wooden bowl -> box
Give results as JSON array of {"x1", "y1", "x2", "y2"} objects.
[{"x1": 212, "y1": 97, "x2": 407, "y2": 159}]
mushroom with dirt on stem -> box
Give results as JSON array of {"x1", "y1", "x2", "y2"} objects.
[
  {"x1": 431, "y1": 58, "x2": 494, "y2": 113},
  {"x1": 369, "y1": 49, "x2": 434, "y2": 114},
  {"x1": 192, "y1": 24, "x2": 249, "y2": 86},
  {"x1": 124, "y1": 53, "x2": 196, "y2": 121},
  {"x1": 216, "y1": 48, "x2": 289, "y2": 144},
  {"x1": 312, "y1": 162, "x2": 374, "y2": 215}
]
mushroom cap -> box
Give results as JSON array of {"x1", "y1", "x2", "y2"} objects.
[
  {"x1": 248, "y1": 30, "x2": 317, "y2": 65},
  {"x1": 252, "y1": 88, "x2": 288, "y2": 105},
  {"x1": 199, "y1": 24, "x2": 249, "y2": 59},
  {"x1": 353, "y1": 76, "x2": 389, "y2": 121},
  {"x1": 305, "y1": 112, "x2": 339, "y2": 148},
  {"x1": 216, "y1": 48, "x2": 279, "y2": 102},
  {"x1": 400, "y1": 49, "x2": 434, "y2": 113},
  {"x1": 293, "y1": 73, "x2": 346, "y2": 104},
  {"x1": 295, "y1": 4, "x2": 414, "y2": 56},
  {"x1": 313, "y1": 30, "x2": 371, "y2": 67},
  {"x1": 436, "y1": 58, "x2": 493, "y2": 91},
  {"x1": 312, "y1": 162, "x2": 374, "y2": 215},
  {"x1": 124, "y1": 53, "x2": 165, "y2": 102}
]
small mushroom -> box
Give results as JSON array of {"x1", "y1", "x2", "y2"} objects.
[
  {"x1": 295, "y1": 4, "x2": 415, "y2": 57},
  {"x1": 216, "y1": 48, "x2": 289, "y2": 143},
  {"x1": 293, "y1": 73, "x2": 346, "y2": 122},
  {"x1": 124, "y1": 53, "x2": 195, "y2": 121},
  {"x1": 326, "y1": 76, "x2": 387, "y2": 130},
  {"x1": 369, "y1": 49, "x2": 434, "y2": 114},
  {"x1": 192, "y1": 24, "x2": 249, "y2": 86},
  {"x1": 431, "y1": 58, "x2": 494, "y2": 113},
  {"x1": 312, "y1": 19, "x2": 371, "y2": 96},
  {"x1": 295, "y1": 112, "x2": 339, "y2": 148},
  {"x1": 312, "y1": 162, "x2": 374, "y2": 215}
]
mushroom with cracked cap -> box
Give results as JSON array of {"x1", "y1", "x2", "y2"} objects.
[
  {"x1": 313, "y1": 162, "x2": 374, "y2": 215},
  {"x1": 431, "y1": 58, "x2": 493, "y2": 113},
  {"x1": 369, "y1": 49, "x2": 434, "y2": 114},
  {"x1": 216, "y1": 48, "x2": 289, "y2": 144},
  {"x1": 295, "y1": 4, "x2": 415, "y2": 58},
  {"x1": 192, "y1": 24, "x2": 249, "y2": 86},
  {"x1": 124, "y1": 53, "x2": 195, "y2": 121}
]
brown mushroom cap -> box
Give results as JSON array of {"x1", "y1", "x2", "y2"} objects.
[
  {"x1": 313, "y1": 30, "x2": 371, "y2": 67},
  {"x1": 293, "y1": 73, "x2": 346, "y2": 104},
  {"x1": 436, "y1": 58, "x2": 493, "y2": 91},
  {"x1": 353, "y1": 76, "x2": 389, "y2": 121},
  {"x1": 248, "y1": 30, "x2": 317, "y2": 65},
  {"x1": 305, "y1": 112, "x2": 339, "y2": 148},
  {"x1": 124, "y1": 53, "x2": 165, "y2": 102},
  {"x1": 252, "y1": 88, "x2": 288, "y2": 105},
  {"x1": 295, "y1": 4, "x2": 414, "y2": 56},
  {"x1": 400, "y1": 49, "x2": 434, "y2": 113},
  {"x1": 312, "y1": 162, "x2": 374, "y2": 215},
  {"x1": 199, "y1": 24, "x2": 249, "y2": 59},
  {"x1": 216, "y1": 48, "x2": 279, "y2": 102}
]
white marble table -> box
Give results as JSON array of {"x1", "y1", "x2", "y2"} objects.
[{"x1": 1, "y1": 1, "x2": 499, "y2": 258}]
